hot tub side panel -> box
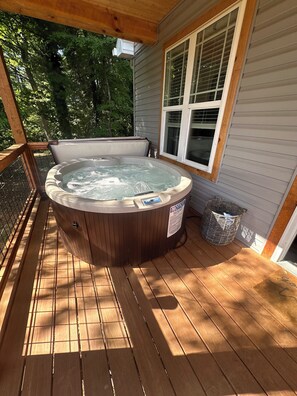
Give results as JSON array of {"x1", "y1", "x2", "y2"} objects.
[
  {"x1": 51, "y1": 196, "x2": 190, "y2": 266},
  {"x1": 51, "y1": 202, "x2": 93, "y2": 264},
  {"x1": 84, "y1": 202, "x2": 187, "y2": 266}
]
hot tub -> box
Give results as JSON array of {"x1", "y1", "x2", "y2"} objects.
[{"x1": 45, "y1": 156, "x2": 192, "y2": 266}]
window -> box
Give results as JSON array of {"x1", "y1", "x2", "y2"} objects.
[{"x1": 160, "y1": 1, "x2": 246, "y2": 176}]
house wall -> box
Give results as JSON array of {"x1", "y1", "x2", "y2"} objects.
[{"x1": 134, "y1": 0, "x2": 297, "y2": 252}]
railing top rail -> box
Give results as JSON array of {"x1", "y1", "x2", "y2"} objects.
[
  {"x1": 0, "y1": 143, "x2": 26, "y2": 173},
  {"x1": 27, "y1": 142, "x2": 49, "y2": 151}
]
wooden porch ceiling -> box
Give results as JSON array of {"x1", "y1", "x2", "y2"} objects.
[
  {"x1": 1, "y1": 201, "x2": 297, "y2": 395},
  {"x1": 0, "y1": 0, "x2": 183, "y2": 44}
]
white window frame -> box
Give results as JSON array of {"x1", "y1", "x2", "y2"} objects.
[{"x1": 160, "y1": 0, "x2": 247, "y2": 174}]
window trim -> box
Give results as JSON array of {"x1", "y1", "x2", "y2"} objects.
[{"x1": 158, "y1": 0, "x2": 257, "y2": 182}]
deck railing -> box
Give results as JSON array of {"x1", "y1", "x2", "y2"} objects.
[
  {"x1": 28, "y1": 142, "x2": 55, "y2": 187},
  {"x1": 0, "y1": 142, "x2": 53, "y2": 271},
  {"x1": 0, "y1": 155, "x2": 31, "y2": 263},
  {"x1": 0, "y1": 142, "x2": 52, "y2": 341}
]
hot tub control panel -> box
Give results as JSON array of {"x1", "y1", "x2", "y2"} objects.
[
  {"x1": 134, "y1": 193, "x2": 171, "y2": 209},
  {"x1": 142, "y1": 196, "x2": 162, "y2": 206}
]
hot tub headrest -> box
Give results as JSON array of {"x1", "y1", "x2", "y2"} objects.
[{"x1": 49, "y1": 137, "x2": 150, "y2": 164}]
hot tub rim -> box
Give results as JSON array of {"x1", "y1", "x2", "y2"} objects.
[{"x1": 45, "y1": 156, "x2": 192, "y2": 214}]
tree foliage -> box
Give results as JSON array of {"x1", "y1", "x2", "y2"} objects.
[{"x1": 0, "y1": 12, "x2": 133, "y2": 150}]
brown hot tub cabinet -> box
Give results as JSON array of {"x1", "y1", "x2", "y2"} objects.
[
  {"x1": 46, "y1": 156, "x2": 192, "y2": 267},
  {"x1": 51, "y1": 197, "x2": 190, "y2": 267}
]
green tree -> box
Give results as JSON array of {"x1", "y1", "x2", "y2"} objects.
[
  {"x1": 0, "y1": 99, "x2": 13, "y2": 150},
  {"x1": 0, "y1": 12, "x2": 133, "y2": 144},
  {"x1": 0, "y1": 13, "x2": 56, "y2": 141},
  {"x1": 53, "y1": 29, "x2": 133, "y2": 137}
]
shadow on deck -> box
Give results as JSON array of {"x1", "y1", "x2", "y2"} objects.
[{"x1": 1, "y1": 200, "x2": 297, "y2": 396}]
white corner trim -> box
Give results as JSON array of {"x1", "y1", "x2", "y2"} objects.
[{"x1": 271, "y1": 206, "x2": 297, "y2": 262}]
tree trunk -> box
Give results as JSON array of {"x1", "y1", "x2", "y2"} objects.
[
  {"x1": 106, "y1": 77, "x2": 112, "y2": 136},
  {"x1": 103, "y1": 58, "x2": 112, "y2": 136},
  {"x1": 45, "y1": 42, "x2": 72, "y2": 139},
  {"x1": 90, "y1": 78, "x2": 101, "y2": 128}
]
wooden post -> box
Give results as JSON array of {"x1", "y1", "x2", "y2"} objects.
[
  {"x1": 262, "y1": 175, "x2": 297, "y2": 259},
  {"x1": 0, "y1": 47, "x2": 42, "y2": 192}
]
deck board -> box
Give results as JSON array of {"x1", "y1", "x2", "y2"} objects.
[
  {"x1": 126, "y1": 266, "x2": 205, "y2": 396},
  {"x1": 0, "y1": 204, "x2": 297, "y2": 395},
  {"x1": 165, "y1": 249, "x2": 296, "y2": 395},
  {"x1": 151, "y1": 256, "x2": 265, "y2": 395},
  {"x1": 186, "y1": 223, "x2": 297, "y2": 348},
  {"x1": 109, "y1": 267, "x2": 175, "y2": 396},
  {"x1": 0, "y1": 199, "x2": 49, "y2": 396},
  {"x1": 140, "y1": 262, "x2": 235, "y2": 396}
]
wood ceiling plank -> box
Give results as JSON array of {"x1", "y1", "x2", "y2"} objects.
[
  {"x1": 0, "y1": 0, "x2": 158, "y2": 44},
  {"x1": 83, "y1": 0, "x2": 182, "y2": 24}
]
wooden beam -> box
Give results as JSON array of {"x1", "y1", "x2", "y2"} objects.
[
  {"x1": 262, "y1": 175, "x2": 297, "y2": 259},
  {"x1": 0, "y1": 48, "x2": 27, "y2": 144},
  {"x1": 82, "y1": 0, "x2": 182, "y2": 24},
  {"x1": 0, "y1": 144, "x2": 26, "y2": 173},
  {"x1": 0, "y1": 0, "x2": 158, "y2": 44}
]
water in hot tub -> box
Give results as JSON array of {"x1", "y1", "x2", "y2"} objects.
[{"x1": 62, "y1": 163, "x2": 180, "y2": 200}]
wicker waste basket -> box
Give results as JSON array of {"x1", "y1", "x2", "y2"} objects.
[{"x1": 201, "y1": 197, "x2": 247, "y2": 246}]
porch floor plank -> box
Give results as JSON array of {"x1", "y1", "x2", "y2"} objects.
[
  {"x1": 0, "y1": 199, "x2": 49, "y2": 396},
  {"x1": 186, "y1": 221, "x2": 297, "y2": 338},
  {"x1": 140, "y1": 260, "x2": 236, "y2": 396},
  {"x1": 126, "y1": 266, "x2": 205, "y2": 396},
  {"x1": 150, "y1": 256, "x2": 266, "y2": 395},
  {"x1": 22, "y1": 355, "x2": 52, "y2": 396},
  {"x1": 161, "y1": 250, "x2": 295, "y2": 395},
  {"x1": 109, "y1": 266, "x2": 176, "y2": 396},
  {"x1": 81, "y1": 350, "x2": 114, "y2": 396},
  {"x1": 0, "y1": 203, "x2": 297, "y2": 395}
]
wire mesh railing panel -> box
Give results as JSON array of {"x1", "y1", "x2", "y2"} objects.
[
  {"x1": 33, "y1": 150, "x2": 55, "y2": 186},
  {"x1": 0, "y1": 156, "x2": 32, "y2": 264}
]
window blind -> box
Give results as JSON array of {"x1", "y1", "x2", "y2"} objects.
[
  {"x1": 164, "y1": 40, "x2": 189, "y2": 106},
  {"x1": 190, "y1": 9, "x2": 238, "y2": 104}
]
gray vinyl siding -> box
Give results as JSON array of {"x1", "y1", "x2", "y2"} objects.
[{"x1": 134, "y1": 0, "x2": 297, "y2": 253}]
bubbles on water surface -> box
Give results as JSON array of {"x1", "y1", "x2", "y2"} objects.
[{"x1": 62, "y1": 163, "x2": 180, "y2": 201}]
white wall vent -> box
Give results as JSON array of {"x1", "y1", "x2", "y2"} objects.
[{"x1": 112, "y1": 39, "x2": 135, "y2": 59}]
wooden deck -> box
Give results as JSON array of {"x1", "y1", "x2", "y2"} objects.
[{"x1": 1, "y1": 200, "x2": 297, "y2": 396}]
